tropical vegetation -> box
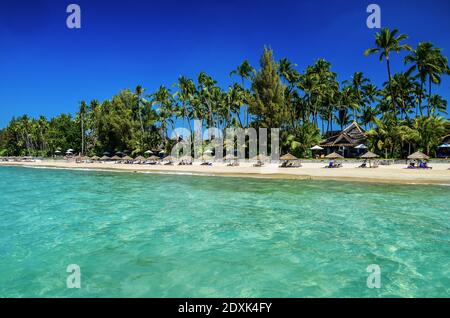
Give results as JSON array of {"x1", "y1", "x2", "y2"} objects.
[{"x1": 1, "y1": 28, "x2": 449, "y2": 159}]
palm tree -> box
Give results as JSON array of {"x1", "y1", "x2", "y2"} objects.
[
  {"x1": 405, "y1": 42, "x2": 450, "y2": 116},
  {"x1": 230, "y1": 60, "x2": 255, "y2": 127},
  {"x1": 413, "y1": 116, "x2": 446, "y2": 155},
  {"x1": 151, "y1": 85, "x2": 175, "y2": 142},
  {"x1": 428, "y1": 95, "x2": 448, "y2": 115},
  {"x1": 78, "y1": 101, "x2": 87, "y2": 156},
  {"x1": 176, "y1": 76, "x2": 196, "y2": 135},
  {"x1": 344, "y1": 72, "x2": 370, "y2": 120},
  {"x1": 134, "y1": 85, "x2": 145, "y2": 151},
  {"x1": 365, "y1": 28, "x2": 412, "y2": 114},
  {"x1": 389, "y1": 72, "x2": 416, "y2": 119}
]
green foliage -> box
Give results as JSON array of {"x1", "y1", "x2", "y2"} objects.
[
  {"x1": 0, "y1": 38, "x2": 449, "y2": 159},
  {"x1": 249, "y1": 47, "x2": 288, "y2": 128}
]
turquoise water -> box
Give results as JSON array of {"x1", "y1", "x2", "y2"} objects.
[{"x1": 0, "y1": 166, "x2": 449, "y2": 297}]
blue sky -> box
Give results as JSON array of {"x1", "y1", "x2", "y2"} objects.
[{"x1": 1, "y1": 0, "x2": 449, "y2": 128}]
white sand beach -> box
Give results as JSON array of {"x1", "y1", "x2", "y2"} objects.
[{"x1": 2, "y1": 160, "x2": 450, "y2": 185}]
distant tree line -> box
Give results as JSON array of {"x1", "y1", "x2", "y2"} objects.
[{"x1": 1, "y1": 28, "x2": 449, "y2": 158}]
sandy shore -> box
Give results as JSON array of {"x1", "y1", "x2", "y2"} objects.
[{"x1": 1, "y1": 159, "x2": 450, "y2": 185}]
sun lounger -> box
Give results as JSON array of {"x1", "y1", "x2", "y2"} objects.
[{"x1": 253, "y1": 161, "x2": 264, "y2": 167}]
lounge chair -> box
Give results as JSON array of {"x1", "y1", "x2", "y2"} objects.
[
  {"x1": 419, "y1": 162, "x2": 432, "y2": 169},
  {"x1": 201, "y1": 162, "x2": 212, "y2": 166},
  {"x1": 253, "y1": 161, "x2": 264, "y2": 167},
  {"x1": 358, "y1": 160, "x2": 367, "y2": 168},
  {"x1": 324, "y1": 161, "x2": 334, "y2": 168}
]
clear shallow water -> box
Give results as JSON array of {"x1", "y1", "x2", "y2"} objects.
[{"x1": 0, "y1": 166, "x2": 449, "y2": 298}]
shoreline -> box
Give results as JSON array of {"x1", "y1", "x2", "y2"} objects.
[{"x1": 1, "y1": 160, "x2": 450, "y2": 185}]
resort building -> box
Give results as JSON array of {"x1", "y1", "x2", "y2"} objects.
[
  {"x1": 438, "y1": 134, "x2": 450, "y2": 158},
  {"x1": 320, "y1": 122, "x2": 367, "y2": 158}
]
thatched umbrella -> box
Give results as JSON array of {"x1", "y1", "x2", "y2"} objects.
[
  {"x1": 200, "y1": 154, "x2": 213, "y2": 161},
  {"x1": 135, "y1": 155, "x2": 145, "y2": 161},
  {"x1": 111, "y1": 155, "x2": 121, "y2": 161},
  {"x1": 164, "y1": 155, "x2": 175, "y2": 162},
  {"x1": 100, "y1": 155, "x2": 110, "y2": 161},
  {"x1": 407, "y1": 151, "x2": 430, "y2": 160},
  {"x1": 224, "y1": 153, "x2": 237, "y2": 160},
  {"x1": 148, "y1": 155, "x2": 160, "y2": 161},
  {"x1": 325, "y1": 152, "x2": 344, "y2": 159},
  {"x1": 180, "y1": 155, "x2": 193, "y2": 161},
  {"x1": 360, "y1": 151, "x2": 379, "y2": 159},
  {"x1": 122, "y1": 155, "x2": 133, "y2": 161},
  {"x1": 280, "y1": 153, "x2": 298, "y2": 161},
  {"x1": 252, "y1": 154, "x2": 270, "y2": 161},
  {"x1": 360, "y1": 151, "x2": 379, "y2": 168}
]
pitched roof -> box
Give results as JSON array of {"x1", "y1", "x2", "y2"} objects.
[
  {"x1": 442, "y1": 134, "x2": 450, "y2": 143},
  {"x1": 320, "y1": 121, "x2": 366, "y2": 147}
]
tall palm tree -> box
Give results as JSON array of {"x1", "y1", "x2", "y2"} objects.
[
  {"x1": 230, "y1": 60, "x2": 255, "y2": 127},
  {"x1": 176, "y1": 76, "x2": 196, "y2": 134},
  {"x1": 78, "y1": 101, "x2": 87, "y2": 156},
  {"x1": 405, "y1": 42, "x2": 450, "y2": 116},
  {"x1": 365, "y1": 28, "x2": 412, "y2": 114},
  {"x1": 344, "y1": 72, "x2": 370, "y2": 120},
  {"x1": 404, "y1": 42, "x2": 435, "y2": 115},
  {"x1": 134, "y1": 85, "x2": 145, "y2": 151}
]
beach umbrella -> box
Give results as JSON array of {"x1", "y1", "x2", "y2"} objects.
[
  {"x1": 325, "y1": 152, "x2": 344, "y2": 159},
  {"x1": 224, "y1": 153, "x2": 237, "y2": 160},
  {"x1": 355, "y1": 144, "x2": 368, "y2": 149},
  {"x1": 159, "y1": 150, "x2": 166, "y2": 154},
  {"x1": 438, "y1": 143, "x2": 450, "y2": 148},
  {"x1": 55, "y1": 150, "x2": 61, "y2": 154},
  {"x1": 360, "y1": 151, "x2": 379, "y2": 159},
  {"x1": 91, "y1": 156, "x2": 100, "y2": 160},
  {"x1": 200, "y1": 154, "x2": 213, "y2": 161},
  {"x1": 103, "y1": 151, "x2": 110, "y2": 155},
  {"x1": 252, "y1": 154, "x2": 269, "y2": 161},
  {"x1": 163, "y1": 155, "x2": 175, "y2": 162},
  {"x1": 310, "y1": 145, "x2": 323, "y2": 150},
  {"x1": 180, "y1": 155, "x2": 193, "y2": 161},
  {"x1": 280, "y1": 153, "x2": 299, "y2": 161},
  {"x1": 135, "y1": 156, "x2": 145, "y2": 161},
  {"x1": 111, "y1": 155, "x2": 122, "y2": 160},
  {"x1": 100, "y1": 155, "x2": 110, "y2": 160},
  {"x1": 148, "y1": 155, "x2": 160, "y2": 161},
  {"x1": 144, "y1": 150, "x2": 153, "y2": 154},
  {"x1": 122, "y1": 155, "x2": 133, "y2": 160},
  {"x1": 407, "y1": 151, "x2": 430, "y2": 160},
  {"x1": 67, "y1": 149, "x2": 74, "y2": 152}
]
